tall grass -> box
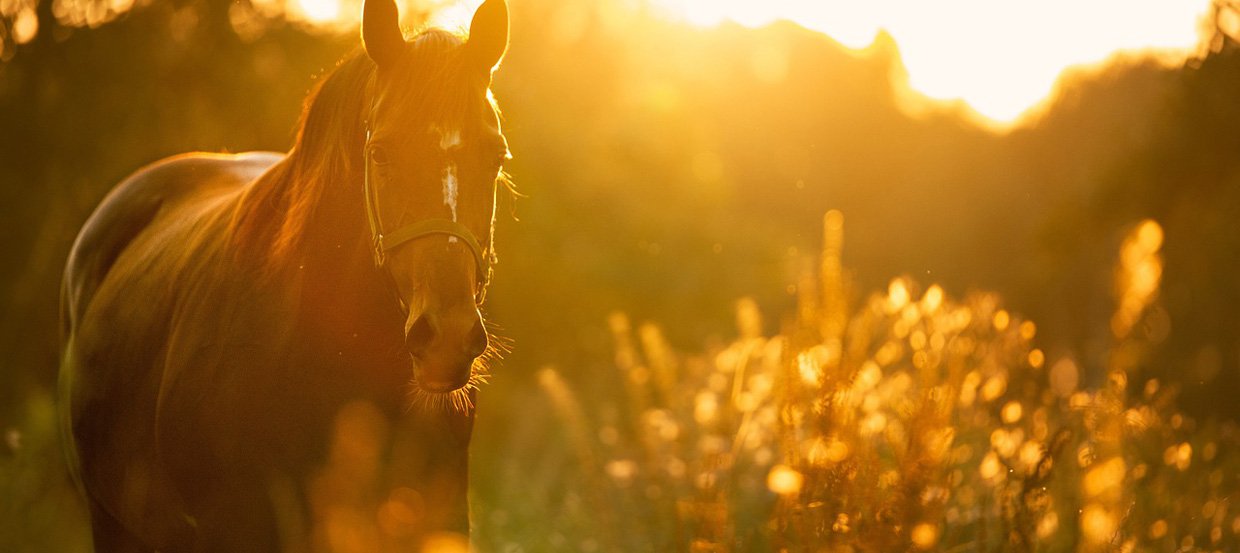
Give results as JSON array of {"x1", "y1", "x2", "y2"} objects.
[
  {"x1": 4, "y1": 210, "x2": 1236, "y2": 552},
  {"x1": 542, "y1": 211, "x2": 1239, "y2": 552}
]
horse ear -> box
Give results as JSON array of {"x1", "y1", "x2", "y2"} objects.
[
  {"x1": 465, "y1": 0, "x2": 509, "y2": 72},
  {"x1": 362, "y1": 0, "x2": 404, "y2": 69}
]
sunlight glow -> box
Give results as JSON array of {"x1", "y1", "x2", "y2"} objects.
[
  {"x1": 648, "y1": 0, "x2": 1212, "y2": 127},
  {"x1": 767, "y1": 464, "x2": 804, "y2": 496},
  {"x1": 299, "y1": 0, "x2": 341, "y2": 23},
  {"x1": 280, "y1": 0, "x2": 484, "y2": 31},
  {"x1": 281, "y1": 0, "x2": 1209, "y2": 128},
  {"x1": 426, "y1": 0, "x2": 483, "y2": 30}
]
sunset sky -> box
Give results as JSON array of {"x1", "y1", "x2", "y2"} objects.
[
  {"x1": 273, "y1": 0, "x2": 1222, "y2": 127},
  {"x1": 0, "y1": 0, "x2": 1220, "y2": 124},
  {"x1": 644, "y1": 0, "x2": 1213, "y2": 125}
]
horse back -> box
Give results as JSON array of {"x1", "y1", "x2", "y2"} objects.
[{"x1": 61, "y1": 152, "x2": 281, "y2": 332}]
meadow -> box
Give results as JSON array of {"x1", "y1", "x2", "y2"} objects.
[
  {"x1": 4, "y1": 213, "x2": 1237, "y2": 552},
  {"x1": 470, "y1": 214, "x2": 1240, "y2": 552}
]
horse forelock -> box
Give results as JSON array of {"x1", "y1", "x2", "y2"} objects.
[{"x1": 384, "y1": 29, "x2": 476, "y2": 125}]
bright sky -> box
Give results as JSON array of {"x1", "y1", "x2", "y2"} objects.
[
  {"x1": 648, "y1": 0, "x2": 1213, "y2": 126},
  {"x1": 291, "y1": 0, "x2": 1214, "y2": 128},
  {"x1": 295, "y1": 0, "x2": 478, "y2": 31},
  {"x1": 299, "y1": 0, "x2": 343, "y2": 23}
]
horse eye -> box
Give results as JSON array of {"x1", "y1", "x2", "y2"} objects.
[{"x1": 370, "y1": 146, "x2": 390, "y2": 165}]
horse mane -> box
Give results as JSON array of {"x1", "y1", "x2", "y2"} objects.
[{"x1": 229, "y1": 29, "x2": 473, "y2": 272}]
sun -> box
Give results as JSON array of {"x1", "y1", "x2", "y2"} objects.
[
  {"x1": 648, "y1": 0, "x2": 1212, "y2": 128},
  {"x1": 298, "y1": 0, "x2": 341, "y2": 23},
  {"x1": 286, "y1": 0, "x2": 487, "y2": 30}
]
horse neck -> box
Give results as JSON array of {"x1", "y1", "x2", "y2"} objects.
[
  {"x1": 302, "y1": 159, "x2": 366, "y2": 266},
  {"x1": 277, "y1": 155, "x2": 409, "y2": 405},
  {"x1": 293, "y1": 154, "x2": 390, "y2": 308},
  {"x1": 267, "y1": 51, "x2": 381, "y2": 293}
]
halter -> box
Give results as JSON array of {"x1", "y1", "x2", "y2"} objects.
[{"x1": 362, "y1": 126, "x2": 494, "y2": 304}]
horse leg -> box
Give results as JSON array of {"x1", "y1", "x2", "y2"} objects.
[{"x1": 87, "y1": 499, "x2": 154, "y2": 553}]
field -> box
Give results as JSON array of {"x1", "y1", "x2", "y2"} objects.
[
  {"x1": 469, "y1": 215, "x2": 1240, "y2": 552},
  {"x1": 8, "y1": 213, "x2": 1236, "y2": 552}
]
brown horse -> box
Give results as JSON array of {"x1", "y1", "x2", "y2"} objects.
[{"x1": 58, "y1": 1, "x2": 512, "y2": 550}]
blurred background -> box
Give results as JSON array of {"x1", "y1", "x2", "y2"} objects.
[{"x1": 2, "y1": 0, "x2": 1239, "y2": 550}]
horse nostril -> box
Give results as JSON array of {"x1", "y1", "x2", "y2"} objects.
[
  {"x1": 405, "y1": 313, "x2": 438, "y2": 353},
  {"x1": 466, "y1": 319, "x2": 488, "y2": 359}
]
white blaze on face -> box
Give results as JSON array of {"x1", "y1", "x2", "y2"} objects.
[{"x1": 438, "y1": 127, "x2": 463, "y2": 239}]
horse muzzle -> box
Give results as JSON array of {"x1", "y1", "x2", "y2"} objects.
[{"x1": 405, "y1": 308, "x2": 488, "y2": 392}]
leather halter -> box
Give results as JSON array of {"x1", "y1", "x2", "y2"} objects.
[{"x1": 362, "y1": 127, "x2": 493, "y2": 303}]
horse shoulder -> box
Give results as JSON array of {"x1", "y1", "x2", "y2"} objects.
[
  {"x1": 154, "y1": 276, "x2": 304, "y2": 465},
  {"x1": 58, "y1": 151, "x2": 289, "y2": 545},
  {"x1": 61, "y1": 151, "x2": 288, "y2": 411}
]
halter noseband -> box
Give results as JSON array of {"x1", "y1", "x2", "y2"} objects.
[{"x1": 362, "y1": 127, "x2": 494, "y2": 303}]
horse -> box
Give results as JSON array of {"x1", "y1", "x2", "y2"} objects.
[{"x1": 57, "y1": 0, "x2": 512, "y2": 550}]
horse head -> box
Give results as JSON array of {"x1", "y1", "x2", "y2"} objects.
[{"x1": 360, "y1": 0, "x2": 510, "y2": 407}]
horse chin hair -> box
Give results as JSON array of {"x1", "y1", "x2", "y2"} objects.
[
  {"x1": 405, "y1": 329, "x2": 507, "y2": 414},
  {"x1": 405, "y1": 359, "x2": 491, "y2": 414}
]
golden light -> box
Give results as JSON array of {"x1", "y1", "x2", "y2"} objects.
[
  {"x1": 920, "y1": 284, "x2": 943, "y2": 313},
  {"x1": 694, "y1": 391, "x2": 719, "y2": 423},
  {"x1": 979, "y1": 373, "x2": 1006, "y2": 402},
  {"x1": 420, "y1": 532, "x2": 471, "y2": 553},
  {"x1": 886, "y1": 278, "x2": 911, "y2": 312},
  {"x1": 992, "y1": 310, "x2": 1010, "y2": 332},
  {"x1": 605, "y1": 459, "x2": 639, "y2": 484},
  {"x1": 910, "y1": 522, "x2": 940, "y2": 549},
  {"x1": 989, "y1": 428, "x2": 1021, "y2": 458},
  {"x1": 1149, "y1": 519, "x2": 1169, "y2": 540},
  {"x1": 1163, "y1": 442, "x2": 1193, "y2": 471},
  {"x1": 851, "y1": 361, "x2": 882, "y2": 393},
  {"x1": 1113, "y1": 219, "x2": 1164, "y2": 338},
  {"x1": 978, "y1": 451, "x2": 1001, "y2": 480},
  {"x1": 1049, "y1": 357, "x2": 1079, "y2": 397},
  {"x1": 282, "y1": 0, "x2": 487, "y2": 30},
  {"x1": 426, "y1": 0, "x2": 484, "y2": 30},
  {"x1": 796, "y1": 350, "x2": 825, "y2": 386},
  {"x1": 12, "y1": 8, "x2": 38, "y2": 43},
  {"x1": 1000, "y1": 400, "x2": 1022, "y2": 424},
  {"x1": 1083, "y1": 456, "x2": 1126, "y2": 499},
  {"x1": 1027, "y1": 348, "x2": 1045, "y2": 369},
  {"x1": 1018, "y1": 440, "x2": 1043, "y2": 467},
  {"x1": 1037, "y1": 512, "x2": 1059, "y2": 539},
  {"x1": 767, "y1": 464, "x2": 804, "y2": 496},
  {"x1": 807, "y1": 436, "x2": 850, "y2": 465},
  {"x1": 298, "y1": 0, "x2": 341, "y2": 23},
  {"x1": 1081, "y1": 504, "x2": 1118, "y2": 544},
  {"x1": 647, "y1": 0, "x2": 1212, "y2": 128}
]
